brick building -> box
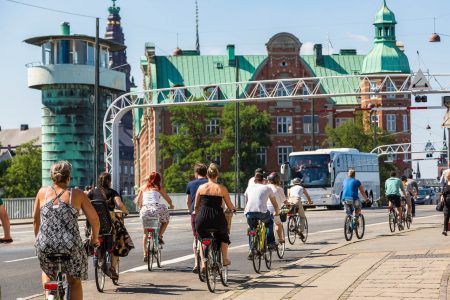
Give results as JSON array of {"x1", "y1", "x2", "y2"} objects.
[{"x1": 133, "y1": 0, "x2": 412, "y2": 187}]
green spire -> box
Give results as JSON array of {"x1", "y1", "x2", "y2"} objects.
[
  {"x1": 374, "y1": 0, "x2": 396, "y2": 25},
  {"x1": 108, "y1": 0, "x2": 120, "y2": 14}
]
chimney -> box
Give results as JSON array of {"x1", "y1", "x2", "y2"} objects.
[
  {"x1": 227, "y1": 44, "x2": 236, "y2": 66},
  {"x1": 20, "y1": 124, "x2": 29, "y2": 131},
  {"x1": 145, "y1": 42, "x2": 156, "y2": 62},
  {"x1": 314, "y1": 44, "x2": 323, "y2": 66},
  {"x1": 61, "y1": 22, "x2": 70, "y2": 36}
]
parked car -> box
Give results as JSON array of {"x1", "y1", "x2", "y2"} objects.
[{"x1": 415, "y1": 188, "x2": 435, "y2": 205}]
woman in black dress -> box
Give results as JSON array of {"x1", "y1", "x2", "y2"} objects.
[{"x1": 195, "y1": 163, "x2": 236, "y2": 268}]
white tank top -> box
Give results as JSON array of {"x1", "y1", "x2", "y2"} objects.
[{"x1": 143, "y1": 190, "x2": 161, "y2": 206}]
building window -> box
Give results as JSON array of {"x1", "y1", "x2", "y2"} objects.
[
  {"x1": 205, "y1": 86, "x2": 220, "y2": 100},
  {"x1": 371, "y1": 114, "x2": 379, "y2": 127},
  {"x1": 336, "y1": 118, "x2": 353, "y2": 127},
  {"x1": 131, "y1": 166, "x2": 134, "y2": 175},
  {"x1": 386, "y1": 80, "x2": 396, "y2": 99},
  {"x1": 206, "y1": 118, "x2": 220, "y2": 135},
  {"x1": 370, "y1": 82, "x2": 378, "y2": 99},
  {"x1": 303, "y1": 115, "x2": 319, "y2": 133},
  {"x1": 258, "y1": 84, "x2": 267, "y2": 98},
  {"x1": 172, "y1": 123, "x2": 180, "y2": 134},
  {"x1": 277, "y1": 116, "x2": 293, "y2": 134},
  {"x1": 173, "y1": 86, "x2": 185, "y2": 103},
  {"x1": 404, "y1": 152, "x2": 410, "y2": 161},
  {"x1": 403, "y1": 115, "x2": 409, "y2": 132},
  {"x1": 256, "y1": 147, "x2": 267, "y2": 165},
  {"x1": 387, "y1": 114, "x2": 396, "y2": 132},
  {"x1": 278, "y1": 146, "x2": 293, "y2": 165},
  {"x1": 124, "y1": 165, "x2": 128, "y2": 175}
]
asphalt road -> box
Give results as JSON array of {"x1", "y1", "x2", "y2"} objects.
[{"x1": 0, "y1": 205, "x2": 440, "y2": 300}]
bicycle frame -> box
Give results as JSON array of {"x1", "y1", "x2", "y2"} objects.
[{"x1": 44, "y1": 258, "x2": 69, "y2": 300}]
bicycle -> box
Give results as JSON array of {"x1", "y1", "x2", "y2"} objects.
[
  {"x1": 276, "y1": 206, "x2": 290, "y2": 259},
  {"x1": 44, "y1": 254, "x2": 70, "y2": 300},
  {"x1": 248, "y1": 219, "x2": 273, "y2": 274},
  {"x1": 93, "y1": 233, "x2": 114, "y2": 292},
  {"x1": 343, "y1": 200, "x2": 365, "y2": 241},
  {"x1": 401, "y1": 198, "x2": 411, "y2": 229},
  {"x1": 286, "y1": 204, "x2": 308, "y2": 245},
  {"x1": 388, "y1": 206, "x2": 404, "y2": 232},
  {"x1": 143, "y1": 216, "x2": 162, "y2": 271},
  {"x1": 200, "y1": 229, "x2": 228, "y2": 293},
  {"x1": 196, "y1": 236, "x2": 205, "y2": 282}
]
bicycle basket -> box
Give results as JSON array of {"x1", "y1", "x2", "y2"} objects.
[{"x1": 142, "y1": 216, "x2": 159, "y2": 229}]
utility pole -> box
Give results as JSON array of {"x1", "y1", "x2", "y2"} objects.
[
  {"x1": 311, "y1": 98, "x2": 315, "y2": 149},
  {"x1": 94, "y1": 17, "x2": 100, "y2": 186},
  {"x1": 235, "y1": 59, "x2": 241, "y2": 208}
]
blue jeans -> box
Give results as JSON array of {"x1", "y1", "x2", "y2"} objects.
[{"x1": 245, "y1": 211, "x2": 275, "y2": 247}]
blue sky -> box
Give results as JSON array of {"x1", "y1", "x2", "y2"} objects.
[{"x1": 1, "y1": 0, "x2": 449, "y2": 177}]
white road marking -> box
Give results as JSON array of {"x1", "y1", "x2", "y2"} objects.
[{"x1": 4, "y1": 256, "x2": 37, "y2": 263}]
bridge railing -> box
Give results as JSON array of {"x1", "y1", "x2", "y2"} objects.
[{"x1": 3, "y1": 198, "x2": 35, "y2": 219}]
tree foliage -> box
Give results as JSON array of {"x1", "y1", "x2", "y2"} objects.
[{"x1": 1, "y1": 140, "x2": 42, "y2": 198}]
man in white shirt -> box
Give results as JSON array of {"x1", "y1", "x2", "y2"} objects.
[
  {"x1": 247, "y1": 168, "x2": 264, "y2": 187},
  {"x1": 245, "y1": 173, "x2": 280, "y2": 254}
]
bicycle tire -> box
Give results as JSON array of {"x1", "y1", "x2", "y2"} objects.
[
  {"x1": 264, "y1": 243, "x2": 272, "y2": 270},
  {"x1": 355, "y1": 214, "x2": 365, "y2": 239},
  {"x1": 147, "y1": 235, "x2": 154, "y2": 271},
  {"x1": 94, "y1": 257, "x2": 105, "y2": 292},
  {"x1": 344, "y1": 215, "x2": 353, "y2": 241},
  {"x1": 156, "y1": 243, "x2": 162, "y2": 268},
  {"x1": 112, "y1": 259, "x2": 119, "y2": 285},
  {"x1": 287, "y1": 216, "x2": 297, "y2": 245},
  {"x1": 388, "y1": 210, "x2": 396, "y2": 233},
  {"x1": 276, "y1": 226, "x2": 286, "y2": 259},
  {"x1": 205, "y1": 248, "x2": 217, "y2": 293},
  {"x1": 218, "y1": 250, "x2": 228, "y2": 287},
  {"x1": 197, "y1": 249, "x2": 205, "y2": 282},
  {"x1": 300, "y1": 217, "x2": 308, "y2": 243},
  {"x1": 251, "y1": 234, "x2": 262, "y2": 274},
  {"x1": 404, "y1": 208, "x2": 411, "y2": 229}
]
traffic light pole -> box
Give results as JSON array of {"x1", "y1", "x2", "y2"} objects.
[{"x1": 94, "y1": 18, "x2": 100, "y2": 186}]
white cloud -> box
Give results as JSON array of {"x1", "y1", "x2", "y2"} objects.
[
  {"x1": 301, "y1": 42, "x2": 315, "y2": 55},
  {"x1": 202, "y1": 46, "x2": 226, "y2": 55},
  {"x1": 346, "y1": 32, "x2": 370, "y2": 43}
]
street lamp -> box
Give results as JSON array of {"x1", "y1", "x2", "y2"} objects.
[
  {"x1": 428, "y1": 17, "x2": 450, "y2": 42},
  {"x1": 368, "y1": 103, "x2": 377, "y2": 147}
]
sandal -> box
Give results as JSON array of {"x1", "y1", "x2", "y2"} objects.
[
  {"x1": 0, "y1": 238, "x2": 13, "y2": 244},
  {"x1": 223, "y1": 258, "x2": 231, "y2": 266}
]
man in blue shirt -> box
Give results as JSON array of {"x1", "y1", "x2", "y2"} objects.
[
  {"x1": 186, "y1": 162, "x2": 208, "y2": 273},
  {"x1": 342, "y1": 169, "x2": 369, "y2": 218}
]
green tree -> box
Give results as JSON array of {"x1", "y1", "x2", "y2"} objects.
[
  {"x1": 1, "y1": 140, "x2": 42, "y2": 197},
  {"x1": 219, "y1": 103, "x2": 271, "y2": 190}
]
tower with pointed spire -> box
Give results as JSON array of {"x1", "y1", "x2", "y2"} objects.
[{"x1": 195, "y1": 0, "x2": 200, "y2": 54}]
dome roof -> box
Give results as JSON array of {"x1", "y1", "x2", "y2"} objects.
[
  {"x1": 361, "y1": 43, "x2": 410, "y2": 74},
  {"x1": 374, "y1": 0, "x2": 396, "y2": 25},
  {"x1": 172, "y1": 47, "x2": 183, "y2": 56}
]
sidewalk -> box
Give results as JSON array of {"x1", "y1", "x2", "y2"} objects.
[{"x1": 219, "y1": 218, "x2": 450, "y2": 300}]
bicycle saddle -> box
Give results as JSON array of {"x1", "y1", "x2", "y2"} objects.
[{"x1": 47, "y1": 253, "x2": 71, "y2": 262}]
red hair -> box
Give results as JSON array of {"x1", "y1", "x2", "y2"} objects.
[{"x1": 147, "y1": 171, "x2": 161, "y2": 190}]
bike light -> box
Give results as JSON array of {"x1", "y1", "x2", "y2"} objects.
[
  {"x1": 201, "y1": 240, "x2": 211, "y2": 246},
  {"x1": 248, "y1": 230, "x2": 257, "y2": 236},
  {"x1": 146, "y1": 228, "x2": 155, "y2": 233},
  {"x1": 44, "y1": 282, "x2": 58, "y2": 291}
]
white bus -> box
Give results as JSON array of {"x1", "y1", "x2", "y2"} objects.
[{"x1": 280, "y1": 148, "x2": 380, "y2": 209}]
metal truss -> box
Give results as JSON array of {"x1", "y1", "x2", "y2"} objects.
[
  {"x1": 370, "y1": 140, "x2": 447, "y2": 161},
  {"x1": 104, "y1": 72, "x2": 450, "y2": 189}
]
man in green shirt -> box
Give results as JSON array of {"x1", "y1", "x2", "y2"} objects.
[
  {"x1": 0, "y1": 189, "x2": 12, "y2": 243},
  {"x1": 385, "y1": 171, "x2": 408, "y2": 229}
]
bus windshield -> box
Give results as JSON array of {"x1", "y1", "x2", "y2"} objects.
[{"x1": 289, "y1": 154, "x2": 331, "y2": 188}]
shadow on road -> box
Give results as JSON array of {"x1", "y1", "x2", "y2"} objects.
[{"x1": 112, "y1": 283, "x2": 203, "y2": 295}]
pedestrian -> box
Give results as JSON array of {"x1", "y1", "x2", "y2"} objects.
[
  {"x1": 186, "y1": 162, "x2": 208, "y2": 273},
  {"x1": 137, "y1": 171, "x2": 174, "y2": 261},
  {"x1": 440, "y1": 171, "x2": 450, "y2": 236},
  {"x1": 0, "y1": 188, "x2": 12, "y2": 243},
  {"x1": 34, "y1": 161, "x2": 100, "y2": 300}
]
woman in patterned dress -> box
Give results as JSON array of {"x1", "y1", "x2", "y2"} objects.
[{"x1": 33, "y1": 161, "x2": 100, "y2": 300}]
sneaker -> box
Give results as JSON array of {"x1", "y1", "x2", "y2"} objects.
[
  {"x1": 398, "y1": 223, "x2": 404, "y2": 231},
  {"x1": 110, "y1": 267, "x2": 119, "y2": 280},
  {"x1": 143, "y1": 256, "x2": 148, "y2": 263},
  {"x1": 443, "y1": 231, "x2": 448, "y2": 236},
  {"x1": 247, "y1": 252, "x2": 254, "y2": 260},
  {"x1": 299, "y1": 232, "x2": 305, "y2": 240},
  {"x1": 193, "y1": 266, "x2": 199, "y2": 274},
  {"x1": 158, "y1": 237, "x2": 165, "y2": 245}
]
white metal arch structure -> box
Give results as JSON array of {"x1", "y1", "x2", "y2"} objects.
[
  {"x1": 370, "y1": 140, "x2": 447, "y2": 160},
  {"x1": 104, "y1": 72, "x2": 450, "y2": 189}
]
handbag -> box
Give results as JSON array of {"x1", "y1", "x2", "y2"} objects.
[
  {"x1": 436, "y1": 200, "x2": 444, "y2": 212},
  {"x1": 113, "y1": 217, "x2": 134, "y2": 257}
]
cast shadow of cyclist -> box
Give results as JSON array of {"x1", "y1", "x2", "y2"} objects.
[{"x1": 112, "y1": 283, "x2": 203, "y2": 295}]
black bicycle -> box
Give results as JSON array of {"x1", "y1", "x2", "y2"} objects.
[
  {"x1": 44, "y1": 254, "x2": 70, "y2": 300},
  {"x1": 287, "y1": 205, "x2": 308, "y2": 245},
  {"x1": 200, "y1": 229, "x2": 228, "y2": 293},
  {"x1": 388, "y1": 206, "x2": 404, "y2": 232},
  {"x1": 343, "y1": 201, "x2": 365, "y2": 241}
]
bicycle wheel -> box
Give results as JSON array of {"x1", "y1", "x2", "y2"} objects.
[
  {"x1": 264, "y1": 242, "x2": 272, "y2": 270},
  {"x1": 300, "y1": 217, "x2": 308, "y2": 243},
  {"x1": 94, "y1": 257, "x2": 105, "y2": 292},
  {"x1": 147, "y1": 235, "x2": 154, "y2": 271},
  {"x1": 156, "y1": 243, "x2": 162, "y2": 268},
  {"x1": 404, "y1": 208, "x2": 411, "y2": 229},
  {"x1": 251, "y1": 235, "x2": 262, "y2": 274},
  {"x1": 276, "y1": 226, "x2": 286, "y2": 259},
  {"x1": 205, "y1": 248, "x2": 217, "y2": 293},
  {"x1": 218, "y1": 250, "x2": 228, "y2": 287},
  {"x1": 112, "y1": 259, "x2": 120, "y2": 285},
  {"x1": 355, "y1": 214, "x2": 365, "y2": 239},
  {"x1": 197, "y1": 248, "x2": 205, "y2": 282},
  {"x1": 388, "y1": 210, "x2": 396, "y2": 233},
  {"x1": 287, "y1": 216, "x2": 297, "y2": 245},
  {"x1": 344, "y1": 215, "x2": 353, "y2": 241}
]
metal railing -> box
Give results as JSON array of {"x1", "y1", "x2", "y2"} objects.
[{"x1": 3, "y1": 198, "x2": 35, "y2": 220}]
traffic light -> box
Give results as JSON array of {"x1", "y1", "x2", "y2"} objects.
[
  {"x1": 415, "y1": 95, "x2": 427, "y2": 102},
  {"x1": 426, "y1": 152, "x2": 433, "y2": 158}
]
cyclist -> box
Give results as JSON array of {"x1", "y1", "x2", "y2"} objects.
[
  {"x1": 342, "y1": 169, "x2": 369, "y2": 220},
  {"x1": 266, "y1": 172, "x2": 289, "y2": 243},
  {"x1": 137, "y1": 172, "x2": 175, "y2": 262},
  {"x1": 407, "y1": 174, "x2": 418, "y2": 217},
  {"x1": 287, "y1": 177, "x2": 312, "y2": 240},
  {"x1": 87, "y1": 172, "x2": 130, "y2": 280},
  {"x1": 186, "y1": 162, "x2": 208, "y2": 273},
  {"x1": 385, "y1": 171, "x2": 409, "y2": 229},
  {"x1": 401, "y1": 175, "x2": 416, "y2": 221},
  {"x1": 244, "y1": 172, "x2": 280, "y2": 258},
  {"x1": 194, "y1": 163, "x2": 236, "y2": 269},
  {"x1": 247, "y1": 168, "x2": 265, "y2": 187}
]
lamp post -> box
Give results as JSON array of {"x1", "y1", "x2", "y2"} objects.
[{"x1": 368, "y1": 104, "x2": 377, "y2": 148}]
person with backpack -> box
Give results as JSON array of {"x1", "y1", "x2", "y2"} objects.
[
  {"x1": 440, "y1": 171, "x2": 450, "y2": 236},
  {"x1": 34, "y1": 161, "x2": 100, "y2": 300}
]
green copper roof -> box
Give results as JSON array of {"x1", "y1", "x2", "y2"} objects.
[
  {"x1": 374, "y1": 0, "x2": 396, "y2": 24},
  {"x1": 361, "y1": 43, "x2": 410, "y2": 74}
]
